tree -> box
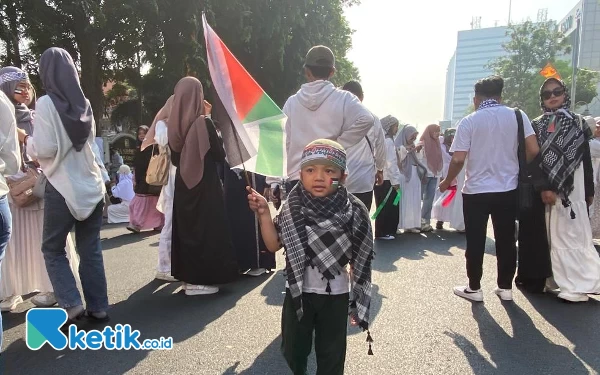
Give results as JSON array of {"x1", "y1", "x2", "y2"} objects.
[
  {"x1": 489, "y1": 21, "x2": 572, "y2": 117},
  {"x1": 16, "y1": 0, "x2": 360, "y2": 133},
  {"x1": 0, "y1": 0, "x2": 26, "y2": 67}
]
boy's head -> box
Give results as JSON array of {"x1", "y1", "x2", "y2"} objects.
[
  {"x1": 304, "y1": 45, "x2": 336, "y2": 82},
  {"x1": 300, "y1": 139, "x2": 347, "y2": 198}
]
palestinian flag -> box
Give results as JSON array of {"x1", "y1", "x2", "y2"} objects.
[{"x1": 203, "y1": 14, "x2": 287, "y2": 177}]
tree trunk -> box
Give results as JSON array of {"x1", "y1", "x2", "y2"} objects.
[
  {"x1": 78, "y1": 38, "x2": 104, "y2": 135},
  {"x1": 4, "y1": 1, "x2": 23, "y2": 67}
]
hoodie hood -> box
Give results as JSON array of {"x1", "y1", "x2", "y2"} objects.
[{"x1": 296, "y1": 80, "x2": 336, "y2": 111}]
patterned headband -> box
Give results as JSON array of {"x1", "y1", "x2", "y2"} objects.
[
  {"x1": 301, "y1": 139, "x2": 346, "y2": 171},
  {"x1": 0, "y1": 71, "x2": 28, "y2": 86}
]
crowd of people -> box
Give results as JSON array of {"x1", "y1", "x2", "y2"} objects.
[{"x1": 0, "y1": 43, "x2": 599, "y2": 375}]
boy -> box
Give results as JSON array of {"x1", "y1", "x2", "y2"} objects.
[{"x1": 247, "y1": 139, "x2": 374, "y2": 375}]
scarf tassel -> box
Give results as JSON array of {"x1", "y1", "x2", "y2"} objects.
[
  {"x1": 326, "y1": 280, "x2": 332, "y2": 294},
  {"x1": 570, "y1": 208, "x2": 576, "y2": 220},
  {"x1": 366, "y1": 330, "x2": 374, "y2": 355}
]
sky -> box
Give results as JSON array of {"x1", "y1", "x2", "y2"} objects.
[{"x1": 344, "y1": 0, "x2": 580, "y2": 127}]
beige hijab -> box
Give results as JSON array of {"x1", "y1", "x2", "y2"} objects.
[
  {"x1": 167, "y1": 77, "x2": 210, "y2": 189},
  {"x1": 141, "y1": 95, "x2": 174, "y2": 151}
]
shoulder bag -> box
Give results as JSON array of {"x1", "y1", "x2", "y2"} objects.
[
  {"x1": 145, "y1": 144, "x2": 170, "y2": 186},
  {"x1": 516, "y1": 108, "x2": 533, "y2": 212},
  {"x1": 8, "y1": 165, "x2": 41, "y2": 207}
]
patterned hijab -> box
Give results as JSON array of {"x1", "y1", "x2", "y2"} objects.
[
  {"x1": 0, "y1": 66, "x2": 34, "y2": 135},
  {"x1": 532, "y1": 78, "x2": 593, "y2": 215},
  {"x1": 420, "y1": 124, "x2": 443, "y2": 175},
  {"x1": 380, "y1": 115, "x2": 399, "y2": 138}
]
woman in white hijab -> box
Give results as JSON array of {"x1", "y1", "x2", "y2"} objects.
[{"x1": 107, "y1": 165, "x2": 135, "y2": 224}]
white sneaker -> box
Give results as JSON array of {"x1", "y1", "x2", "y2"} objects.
[
  {"x1": 558, "y1": 292, "x2": 589, "y2": 302},
  {"x1": 376, "y1": 235, "x2": 395, "y2": 240},
  {"x1": 155, "y1": 272, "x2": 178, "y2": 282},
  {"x1": 0, "y1": 295, "x2": 23, "y2": 312},
  {"x1": 246, "y1": 268, "x2": 267, "y2": 277},
  {"x1": 406, "y1": 228, "x2": 421, "y2": 234},
  {"x1": 453, "y1": 286, "x2": 483, "y2": 302},
  {"x1": 31, "y1": 292, "x2": 57, "y2": 307},
  {"x1": 184, "y1": 284, "x2": 219, "y2": 296},
  {"x1": 494, "y1": 288, "x2": 513, "y2": 301}
]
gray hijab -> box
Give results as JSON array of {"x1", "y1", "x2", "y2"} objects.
[
  {"x1": 39, "y1": 47, "x2": 93, "y2": 152},
  {"x1": 0, "y1": 66, "x2": 34, "y2": 135},
  {"x1": 394, "y1": 125, "x2": 427, "y2": 182}
]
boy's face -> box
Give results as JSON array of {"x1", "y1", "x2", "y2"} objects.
[{"x1": 300, "y1": 163, "x2": 346, "y2": 198}]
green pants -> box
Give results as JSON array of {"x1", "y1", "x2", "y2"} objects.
[{"x1": 281, "y1": 290, "x2": 349, "y2": 375}]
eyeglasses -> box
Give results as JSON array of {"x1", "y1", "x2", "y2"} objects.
[{"x1": 541, "y1": 87, "x2": 565, "y2": 100}]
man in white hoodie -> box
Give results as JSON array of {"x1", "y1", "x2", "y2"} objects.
[
  {"x1": 282, "y1": 46, "x2": 374, "y2": 191},
  {"x1": 341, "y1": 81, "x2": 386, "y2": 210}
]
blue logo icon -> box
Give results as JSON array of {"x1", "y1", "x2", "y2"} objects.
[
  {"x1": 26, "y1": 308, "x2": 68, "y2": 350},
  {"x1": 26, "y1": 308, "x2": 174, "y2": 351}
]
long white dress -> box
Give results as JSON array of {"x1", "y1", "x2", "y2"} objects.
[
  {"x1": 154, "y1": 120, "x2": 175, "y2": 274},
  {"x1": 546, "y1": 165, "x2": 600, "y2": 298},
  {"x1": 0, "y1": 176, "x2": 79, "y2": 299},
  {"x1": 397, "y1": 146, "x2": 422, "y2": 230},
  {"x1": 432, "y1": 144, "x2": 465, "y2": 231},
  {"x1": 589, "y1": 139, "x2": 600, "y2": 238}
]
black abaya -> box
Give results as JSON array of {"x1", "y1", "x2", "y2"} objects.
[
  {"x1": 171, "y1": 118, "x2": 238, "y2": 285},
  {"x1": 374, "y1": 181, "x2": 399, "y2": 237},
  {"x1": 223, "y1": 167, "x2": 276, "y2": 271}
]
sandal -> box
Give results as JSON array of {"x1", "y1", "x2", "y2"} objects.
[
  {"x1": 84, "y1": 311, "x2": 111, "y2": 323},
  {"x1": 60, "y1": 310, "x2": 85, "y2": 332}
]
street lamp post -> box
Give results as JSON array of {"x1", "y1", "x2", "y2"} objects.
[{"x1": 571, "y1": 5, "x2": 584, "y2": 105}]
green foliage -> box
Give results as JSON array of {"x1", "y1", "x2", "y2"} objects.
[
  {"x1": 489, "y1": 21, "x2": 573, "y2": 117},
  {"x1": 0, "y1": 0, "x2": 360, "y2": 131}
]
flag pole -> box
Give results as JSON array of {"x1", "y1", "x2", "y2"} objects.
[{"x1": 231, "y1": 121, "x2": 252, "y2": 188}]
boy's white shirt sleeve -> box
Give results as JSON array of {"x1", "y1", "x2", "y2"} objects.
[
  {"x1": 337, "y1": 96, "x2": 374, "y2": 149},
  {"x1": 520, "y1": 111, "x2": 535, "y2": 138},
  {"x1": 385, "y1": 139, "x2": 402, "y2": 186},
  {"x1": 372, "y1": 116, "x2": 386, "y2": 171},
  {"x1": 450, "y1": 117, "x2": 471, "y2": 153}
]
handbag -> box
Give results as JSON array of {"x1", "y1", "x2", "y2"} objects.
[
  {"x1": 145, "y1": 145, "x2": 170, "y2": 186},
  {"x1": 515, "y1": 108, "x2": 533, "y2": 212},
  {"x1": 8, "y1": 166, "x2": 40, "y2": 207}
]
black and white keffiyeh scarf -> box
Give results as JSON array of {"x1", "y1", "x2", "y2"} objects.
[
  {"x1": 478, "y1": 98, "x2": 502, "y2": 110},
  {"x1": 275, "y1": 183, "x2": 374, "y2": 331},
  {"x1": 532, "y1": 79, "x2": 593, "y2": 217}
]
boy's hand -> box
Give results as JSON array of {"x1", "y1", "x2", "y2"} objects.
[
  {"x1": 350, "y1": 315, "x2": 358, "y2": 327},
  {"x1": 247, "y1": 186, "x2": 269, "y2": 216}
]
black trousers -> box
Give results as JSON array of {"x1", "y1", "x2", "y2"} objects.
[
  {"x1": 374, "y1": 181, "x2": 399, "y2": 237},
  {"x1": 463, "y1": 190, "x2": 518, "y2": 290},
  {"x1": 281, "y1": 290, "x2": 349, "y2": 375},
  {"x1": 353, "y1": 191, "x2": 373, "y2": 211}
]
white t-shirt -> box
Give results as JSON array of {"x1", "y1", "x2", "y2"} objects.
[
  {"x1": 450, "y1": 105, "x2": 534, "y2": 195},
  {"x1": 285, "y1": 264, "x2": 351, "y2": 295}
]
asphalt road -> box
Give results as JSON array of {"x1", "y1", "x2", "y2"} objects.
[{"x1": 1, "y1": 223, "x2": 599, "y2": 375}]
